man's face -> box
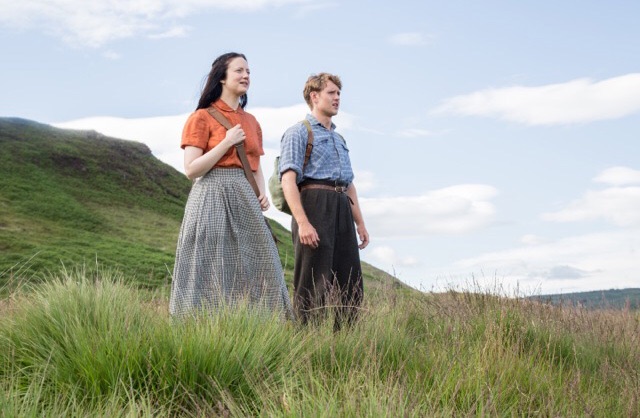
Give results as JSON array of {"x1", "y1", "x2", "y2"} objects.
[{"x1": 312, "y1": 81, "x2": 340, "y2": 117}]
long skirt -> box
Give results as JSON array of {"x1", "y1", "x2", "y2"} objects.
[{"x1": 169, "y1": 168, "x2": 293, "y2": 319}]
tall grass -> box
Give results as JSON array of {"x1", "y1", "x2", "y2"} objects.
[{"x1": 1, "y1": 268, "x2": 638, "y2": 416}]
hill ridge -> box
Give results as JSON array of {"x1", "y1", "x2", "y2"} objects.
[{"x1": 0, "y1": 117, "x2": 402, "y2": 292}]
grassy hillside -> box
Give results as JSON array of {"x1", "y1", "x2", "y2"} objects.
[
  {"x1": 0, "y1": 117, "x2": 400, "y2": 292},
  {"x1": 1, "y1": 272, "x2": 638, "y2": 416}
]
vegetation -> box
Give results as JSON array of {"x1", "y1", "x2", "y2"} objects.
[
  {"x1": 0, "y1": 118, "x2": 189, "y2": 288},
  {"x1": 0, "y1": 117, "x2": 399, "y2": 292},
  {"x1": 1, "y1": 269, "x2": 638, "y2": 416},
  {"x1": 2, "y1": 117, "x2": 639, "y2": 415}
]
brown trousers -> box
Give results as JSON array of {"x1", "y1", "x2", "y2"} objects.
[{"x1": 291, "y1": 187, "x2": 363, "y2": 330}]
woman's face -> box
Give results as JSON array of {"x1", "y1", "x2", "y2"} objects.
[{"x1": 222, "y1": 57, "x2": 250, "y2": 97}]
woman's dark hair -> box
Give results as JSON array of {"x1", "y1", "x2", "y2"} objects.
[{"x1": 196, "y1": 52, "x2": 248, "y2": 110}]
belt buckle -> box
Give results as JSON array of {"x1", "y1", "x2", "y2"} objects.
[{"x1": 335, "y1": 185, "x2": 346, "y2": 193}]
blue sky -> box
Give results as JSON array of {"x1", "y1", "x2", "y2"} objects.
[{"x1": 2, "y1": 1, "x2": 639, "y2": 295}]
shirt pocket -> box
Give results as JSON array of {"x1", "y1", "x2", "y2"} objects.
[
  {"x1": 311, "y1": 136, "x2": 334, "y2": 164},
  {"x1": 337, "y1": 140, "x2": 350, "y2": 154},
  {"x1": 335, "y1": 139, "x2": 350, "y2": 167}
]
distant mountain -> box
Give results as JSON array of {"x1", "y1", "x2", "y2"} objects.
[
  {"x1": 530, "y1": 288, "x2": 640, "y2": 310},
  {"x1": 0, "y1": 117, "x2": 402, "y2": 292}
]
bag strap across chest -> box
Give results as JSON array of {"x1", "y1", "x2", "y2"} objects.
[
  {"x1": 207, "y1": 107, "x2": 260, "y2": 198},
  {"x1": 301, "y1": 119, "x2": 314, "y2": 169}
]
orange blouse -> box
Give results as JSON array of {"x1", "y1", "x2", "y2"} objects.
[{"x1": 180, "y1": 99, "x2": 264, "y2": 171}]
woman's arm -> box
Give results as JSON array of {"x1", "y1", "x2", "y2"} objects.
[
  {"x1": 183, "y1": 124, "x2": 245, "y2": 180},
  {"x1": 253, "y1": 161, "x2": 266, "y2": 196},
  {"x1": 253, "y1": 161, "x2": 270, "y2": 211}
]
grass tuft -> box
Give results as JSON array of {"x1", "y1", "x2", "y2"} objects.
[{"x1": 1, "y1": 268, "x2": 639, "y2": 416}]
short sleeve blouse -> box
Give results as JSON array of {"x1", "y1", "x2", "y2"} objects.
[{"x1": 180, "y1": 99, "x2": 264, "y2": 171}]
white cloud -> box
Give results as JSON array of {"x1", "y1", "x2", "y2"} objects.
[
  {"x1": 433, "y1": 73, "x2": 640, "y2": 125},
  {"x1": 147, "y1": 26, "x2": 189, "y2": 40},
  {"x1": 545, "y1": 265, "x2": 589, "y2": 280},
  {"x1": 387, "y1": 32, "x2": 430, "y2": 46},
  {"x1": 293, "y1": 1, "x2": 336, "y2": 18},
  {"x1": 353, "y1": 170, "x2": 375, "y2": 194},
  {"x1": 0, "y1": 0, "x2": 307, "y2": 48},
  {"x1": 362, "y1": 184, "x2": 498, "y2": 237},
  {"x1": 542, "y1": 167, "x2": 640, "y2": 227},
  {"x1": 369, "y1": 246, "x2": 419, "y2": 267},
  {"x1": 594, "y1": 166, "x2": 640, "y2": 186},
  {"x1": 542, "y1": 187, "x2": 640, "y2": 227},
  {"x1": 396, "y1": 128, "x2": 435, "y2": 138},
  {"x1": 440, "y1": 230, "x2": 640, "y2": 295},
  {"x1": 102, "y1": 51, "x2": 122, "y2": 61},
  {"x1": 520, "y1": 234, "x2": 547, "y2": 246}
]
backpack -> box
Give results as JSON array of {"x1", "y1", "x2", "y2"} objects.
[{"x1": 268, "y1": 120, "x2": 314, "y2": 215}]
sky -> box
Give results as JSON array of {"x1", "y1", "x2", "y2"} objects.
[{"x1": 1, "y1": 0, "x2": 639, "y2": 296}]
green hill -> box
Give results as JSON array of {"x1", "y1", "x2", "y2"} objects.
[{"x1": 0, "y1": 117, "x2": 401, "y2": 292}]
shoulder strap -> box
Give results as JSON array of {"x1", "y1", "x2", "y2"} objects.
[
  {"x1": 301, "y1": 119, "x2": 314, "y2": 168},
  {"x1": 207, "y1": 107, "x2": 260, "y2": 198},
  {"x1": 208, "y1": 107, "x2": 234, "y2": 130}
]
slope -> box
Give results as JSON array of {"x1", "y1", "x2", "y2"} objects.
[{"x1": 0, "y1": 117, "x2": 402, "y2": 292}]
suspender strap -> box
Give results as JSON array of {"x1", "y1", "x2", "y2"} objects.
[
  {"x1": 207, "y1": 107, "x2": 261, "y2": 198},
  {"x1": 301, "y1": 119, "x2": 314, "y2": 167}
]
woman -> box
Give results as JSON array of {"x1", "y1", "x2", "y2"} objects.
[{"x1": 169, "y1": 52, "x2": 293, "y2": 319}]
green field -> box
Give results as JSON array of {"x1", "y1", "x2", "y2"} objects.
[{"x1": 2, "y1": 118, "x2": 639, "y2": 416}]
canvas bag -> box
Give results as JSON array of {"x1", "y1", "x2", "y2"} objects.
[{"x1": 268, "y1": 119, "x2": 314, "y2": 215}]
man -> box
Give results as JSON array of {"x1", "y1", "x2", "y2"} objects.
[{"x1": 279, "y1": 73, "x2": 369, "y2": 330}]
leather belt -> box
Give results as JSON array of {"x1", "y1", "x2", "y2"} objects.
[{"x1": 300, "y1": 184, "x2": 348, "y2": 193}]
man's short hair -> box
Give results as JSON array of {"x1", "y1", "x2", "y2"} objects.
[{"x1": 303, "y1": 73, "x2": 342, "y2": 110}]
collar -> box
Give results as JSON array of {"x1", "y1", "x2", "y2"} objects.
[
  {"x1": 212, "y1": 99, "x2": 244, "y2": 114},
  {"x1": 306, "y1": 113, "x2": 335, "y2": 131}
]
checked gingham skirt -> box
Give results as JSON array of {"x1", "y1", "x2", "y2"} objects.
[{"x1": 169, "y1": 168, "x2": 293, "y2": 319}]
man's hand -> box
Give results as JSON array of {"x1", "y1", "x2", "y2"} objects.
[
  {"x1": 281, "y1": 170, "x2": 319, "y2": 248},
  {"x1": 357, "y1": 224, "x2": 369, "y2": 250},
  {"x1": 298, "y1": 220, "x2": 319, "y2": 249}
]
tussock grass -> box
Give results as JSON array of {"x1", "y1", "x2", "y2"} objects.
[{"x1": 1, "y1": 268, "x2": 639, "y2": 416}]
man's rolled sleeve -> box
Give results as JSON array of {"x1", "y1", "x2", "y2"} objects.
[{"x1": 278, "y1": 124, "x2": 306, "y2": 183}]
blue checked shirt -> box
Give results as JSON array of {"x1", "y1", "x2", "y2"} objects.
[{"x1": 279, "y1": 114, "x2": 354, "y2": 185}]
